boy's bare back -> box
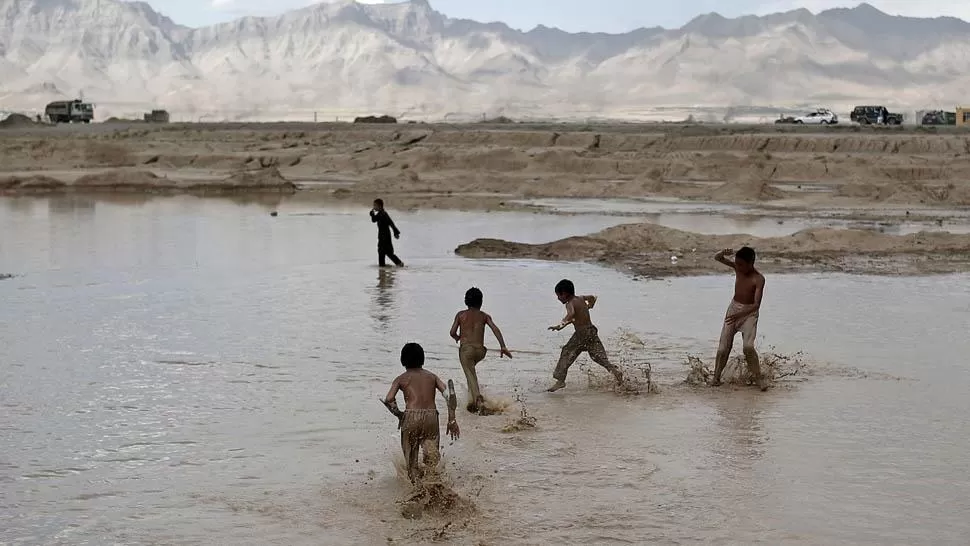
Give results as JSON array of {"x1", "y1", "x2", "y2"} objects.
[
  {"x1": 391, "y1": 369, "x2": 444, "y2": 411},
  {"x1": 455, "y1": 309, "x2": 488, "y2": 345}
]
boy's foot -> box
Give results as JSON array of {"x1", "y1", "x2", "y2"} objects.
[
  {"x1": 546, "y1": 380, "x2": 566, "y2": 392},
  {"x1": 710, "y1": 380, "x2": 722, "y2": 387},
  {"x1": 758, "y1": 380, "x2": 769, "y2": 392},
  {"x1": 612, "y1": 369, "x2": 624, "y2": 383}
]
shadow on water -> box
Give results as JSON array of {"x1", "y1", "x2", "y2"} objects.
[{"x1": 371, "y1": 267, "x2": 398, "y2": 332}]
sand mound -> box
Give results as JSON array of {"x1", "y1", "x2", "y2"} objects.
[
  {"x1": 706, "y1": 176, "x2": 784, "y2": 201},
  {"x1": 835, "y1": 181, "x2": 970, "y2": 205},
  {"x1": 0, "y1": 113, "x2": 38, "y2": 128},
  {"x1": 219, "y1": 167, "x2": 296, "y2": 191},
  {"x1": 456, "y1": 221, "x2": 970, "y2": 276},
  {"x1": 0, "y1": 175, "x2": 66, "y2": 191},
  {"x1": 73, "y1": 170, "x2": 165, "y2": 188}
]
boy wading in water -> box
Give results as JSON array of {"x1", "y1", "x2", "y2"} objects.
[
  {"x1": 546, "y1": 279, "x2": 623, "y2": 392},
  {"x1": 382, "y1": 343, "x2": 460, "y2": 483},
  {"x1": 369, "y1": 198, "x2": 404, "y2": 267},
  {"x1": 713, "y1": 247, "x2": 768, "y2": 391},
  {"x1": 449, "y1": 287, "x2": 512, "y2": 413}
]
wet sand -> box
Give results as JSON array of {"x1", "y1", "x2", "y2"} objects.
[{"x1": 2, "y1": 196, "x2": 970, "y2": 544}]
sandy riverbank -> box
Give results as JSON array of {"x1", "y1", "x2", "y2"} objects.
[
  {"x1": 1, "y1": 122, "x2": 970, "y2": 207},
  {"x1": 456, "y1": 222, "x2": 970, "y2": 277}
]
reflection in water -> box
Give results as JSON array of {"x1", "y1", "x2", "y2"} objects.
[
  {"x1": 371, "y1": 267, "x2": 397, "y2": 331},
  {"x1": 713, "y1": 396, "x2": 767, "y2": 468}
]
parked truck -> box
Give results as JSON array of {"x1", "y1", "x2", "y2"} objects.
[
  {"x1": 850, "y1": 105, "x2": 903, "y2": 125},
  {"x1": 143, "y1": 109, "x2": 170, "y2": 123},
  {"x1": 45, "y1": 100, "x2": 94, "y2": 123}
]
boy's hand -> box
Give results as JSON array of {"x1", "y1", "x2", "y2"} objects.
[
  {"x1": 586, "y1": 295, "x2": 597, "y2": 309},
  {"x1": 500, "y1": 347, "x2": 513, "y2": 358},
  {"x1": 716, "y1": 248, "x2": 734, "y2": 258},
  {"x1": 447, "y1": 420, "x2": 460, "y2": 440},
  {"x1": 548, "y1": 323, "x2": 563, "y2": 331},
  {"x1": 394, "y1": 231, "x2": 401, "y2": 239}
]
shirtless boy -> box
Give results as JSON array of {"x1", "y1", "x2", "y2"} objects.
[
  {"x1": 712, "y1": 247, "x2": 768, "y2": 391},
  {"x1": 382, "y1": 342, "x2": 460, "y2": 483},
  {"x1": 546, "y1": 279, "x2": 623, "y2": 392},
  {"x1": 449, "y1": 287, "x2": 512, "y2": 413}
]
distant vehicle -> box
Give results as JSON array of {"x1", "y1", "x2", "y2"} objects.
[
  {"x1": 850, "y1": 105, "x2": 903, "y2": 125},
  {"x1": 45, "y1": 100, "x2": 94, "y2": 124},
  {"x1": 920, "y1": 110, "x2": 956, "y2": 126},
  {"x1": 775, "y1": 115, "x2": 797, "y2": 124},
  {"x1": 793, "y1": 109, "x2": 839, "y2": 125},
  {"x1": 143, "y1": 109, "x2": 170, "y2": 123}
]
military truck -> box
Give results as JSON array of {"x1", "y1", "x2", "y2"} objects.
[
  {"x1": 850, "y1": 105, "x2": 903, "y2": 125},
  {"x1": 45, "y1": 100, "x2": 94, "y2": 123},
  {"x1": 143, "y1": 109, "x2": 170, "y2": 123}
]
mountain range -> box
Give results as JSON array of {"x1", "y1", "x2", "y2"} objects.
[{"x1": 1, "y1": 0, "x2": 969, "y2": 121}]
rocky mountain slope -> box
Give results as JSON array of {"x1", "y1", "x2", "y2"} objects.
[{"x1": 1, "y1": 0, "x2": 969, "y2": 120}]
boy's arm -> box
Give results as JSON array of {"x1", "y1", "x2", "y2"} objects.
[
  {"x1": 714, "y1": 248, "x2": 736, "y2": 270},
  {"x1": 370, "y1": 209, "x2": 379, "y2": 223},
  {"x1": 549, "y1": 301, "x2": 576, "y2": 331},
  {"x1": 581, "y1": 295, "x2": 597, "y2": 309},
  {"x1": 388, "y1": 214, "x2": 401, "y2": 237},
  {"x1": 437, "y1": 376, "x2": 460, "y2": 440},
  {"x1": 485, "y1": 314, "x2": 512, "y2": 358},
  {"x1": 449, "y1": 313, "x2": 461, "y2": 343},
  {"x1": 381, "y1": 379, "x2": 404, "y2": 422}
]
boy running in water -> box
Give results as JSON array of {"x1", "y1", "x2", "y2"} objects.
[
  {"x1": 382, "y1": 343, "x2": 460, "y2": 483},
  {"x1": 449, "y1": 287, "x2": 512, "y2": 413},
  {"x1": 712, "y1": 247, "x2": 768, "y2": 391},
  {"x1": 546, "y1": 279, "x2": 623, "y2": 392}
]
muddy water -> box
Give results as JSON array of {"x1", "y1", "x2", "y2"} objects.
[{"x1": 2, "y1": 195, "x2": 969, "y2": 545}]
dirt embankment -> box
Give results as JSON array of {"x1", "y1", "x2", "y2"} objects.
[
  {"x1": 455, "y1": 222, "x2": 970, "y2": 277},
  {"x1": 3, "y1": 125, "x2": 970, "y2": 206},
  {"x1": 0, "y1": 166, "x2": 296, "y2": 194}
]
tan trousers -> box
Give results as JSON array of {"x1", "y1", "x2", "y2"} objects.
[
  {"x1": 458, "y1": 343, "x2": 487, "y2": 407},
  {"x1": 553, "y1": 325, "x2": 618, "y2": 381},
  {"x1": 716, "y1": 300, "x2": 762, "y2": 379},
  {"x1": 401, "y1": 409, "x2": 440, "y2": 483}
]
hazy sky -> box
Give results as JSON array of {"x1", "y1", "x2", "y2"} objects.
[{"x1": 146, "y1": 0, "x2": 970, "y2": 30}]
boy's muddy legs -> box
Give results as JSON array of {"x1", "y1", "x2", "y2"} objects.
[{"x1": 744, "y1": 346, "x2": 768, "y2": 391}]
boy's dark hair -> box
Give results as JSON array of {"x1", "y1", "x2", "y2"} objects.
[
  {"x1": 554, "y1": 279, "x2": 575, "y2": 296},
  {"x1": 464, "y1": 287, "x2": 483, "y2": 309},
  {"x1": 401, "y1": 342, "x2": 424, "y2": 369},
  {"x1": 735, "y1": 246, "x2": 756, "y2": 263},
  {"x1": 373, "y1": 198, "x2": 384, "y2": 207}
]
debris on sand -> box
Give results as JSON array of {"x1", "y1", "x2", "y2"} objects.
[
  {"x1": 0, "y1": 273, "x2": 15, "y2": 280},
  {"x1": 74, "y1": 170, "x2": 164, "y2": 189}
]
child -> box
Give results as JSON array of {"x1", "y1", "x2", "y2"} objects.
[
  {"x1": 546, "y1": 279, "x2": 623, "y2": 392},
  {"x1": 382, "y1": 343, "x2": 460, "y2": 483},
  {"x1": 712, "y1": 247, "x2": 768, "y2": 391},
  {"x1": 448, "y1": 287, "x2": 513, "y2": 413},
  {"x1": 369, "y1": 198, "x2": 404, "y2": 267}
]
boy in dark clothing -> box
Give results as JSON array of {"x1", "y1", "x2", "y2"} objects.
[{"x1": 370, "y1": 198, "x2": 404, "y2": 267}]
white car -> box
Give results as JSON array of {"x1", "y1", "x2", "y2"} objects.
[{"x1": 793, "y1": 109, "x2": 838, "y2": 125}]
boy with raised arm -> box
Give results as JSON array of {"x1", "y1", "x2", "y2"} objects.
[
  {"x1": 546, "y1": 279, "x2": 623, "y2": 392},
  {"x1": 449, "y1": 287, "x2": 513, "y2": 413},
  {"x1": 712, "y1": 246, "x2": 768, "y2": 391},
  {"x1": 382, "y1": 343, "x2": 460, "y2": 483},
  {"x1": 369, "y1": 198, "x2": 404, "y2": 267}
]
